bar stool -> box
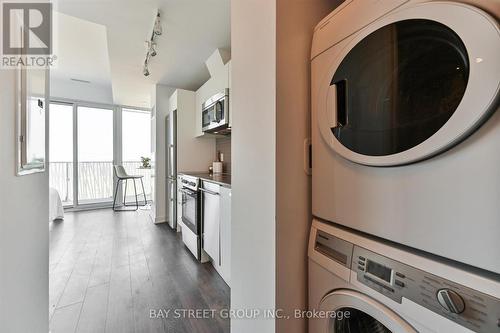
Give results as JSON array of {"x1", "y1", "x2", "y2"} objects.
[{"x1": 112, "y1": 165, "x2": 147, "y2": 211}]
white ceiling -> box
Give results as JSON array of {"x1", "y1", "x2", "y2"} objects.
[
  {"x1": 54, "y1": 0, "x2": 231, "y2": 108},
  {"x1": 51, "y1": 12, "x2": 113, "y2": 100}
]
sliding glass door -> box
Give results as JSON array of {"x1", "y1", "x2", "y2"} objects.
[
  {"x1": 77, "y1": 106, "x2": 114, "y2": 204},
  {"x1": 49, "y1": 101, "x2": 151, "y2": 209},
  {"x1": 49, "y1": 102, "x2": 115, "y2": 208},
  {"x1": 49, "y1": 103, "x2": 74, "y2": 207}
]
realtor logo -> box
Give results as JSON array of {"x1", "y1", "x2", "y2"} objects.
[
  {"x1": 1, "y1": 1, "x2": 55, "y2": 68},
  {"x1": 2, "y1": 2, "x2": 52, "y2": 55}
]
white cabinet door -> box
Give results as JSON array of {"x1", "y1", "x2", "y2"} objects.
[
  {"x1": 202, "y1": 182, "x2": 220, "y2": 263},
  {"x1": 220, "y1": 187, "x2": 231, "y2": 285}
]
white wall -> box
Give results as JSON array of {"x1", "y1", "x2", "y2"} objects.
[
  {"x1": 276, "y1": 1, "x2": 341, "y2": 332},
  {"x1": 50, "y1": 77, "x2": 114, "y2": 105},
  {"x1": 231, "y1": 1, "x2": 276, "y2": 332},
  {"x1": 152, "y1": 84, "x2": 176, "y2": 223},
  {"x1": 0, "y1": 69, "x2": 49, "y2": 332}
]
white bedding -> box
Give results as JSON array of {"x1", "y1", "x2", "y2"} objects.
[{"x1": 49, "y1": 187, "x2": 64, "y2": 221}]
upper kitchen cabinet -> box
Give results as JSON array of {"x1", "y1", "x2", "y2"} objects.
[
  {"x1": 169, "y1": 89, "x2": 215, "y2": 171},
  {"x1": 195, "y1": 49, "x2": 231, "y2": 137}
]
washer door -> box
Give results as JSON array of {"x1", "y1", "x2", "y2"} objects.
[
  {"x1": 319, "y1": 289, "x2": 417, "y2": 333},
  {"x1": 317, "y1": 2, "x2": 499, "y2": 166}
]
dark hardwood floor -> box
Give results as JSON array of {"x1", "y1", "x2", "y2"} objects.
[{"x1": 49, "y1": 209, "x2": 230, "y2": 333}]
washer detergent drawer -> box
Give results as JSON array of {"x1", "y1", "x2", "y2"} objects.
[{"x1": 352, "y1": 246, "x2": 500, "y2": 333}]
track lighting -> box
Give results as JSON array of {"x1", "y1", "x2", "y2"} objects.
[
  {"x1": 154, "y1": 13, "x2": 162, "y2": 36},
  {"x1": 146, "y1": 41, "x2": 157, "y2": 57},
  {"x1": 142, "y1": 10, "x2": 163, "y2": 77}
]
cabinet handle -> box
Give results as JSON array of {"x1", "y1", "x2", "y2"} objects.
[
  {"x1": 218, "y1": 215, "x2": 221, "y2": 266},
  {"x1": 199, "y1": 188, "x2": 219, "y2": 196}
]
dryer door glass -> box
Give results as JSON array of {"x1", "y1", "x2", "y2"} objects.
[
  {"x1": 330, "y1": 19, "x2": 469, "y2": 156},
  {"x1": 333, "y1": 308, "x2": 391, "y2": 333}
]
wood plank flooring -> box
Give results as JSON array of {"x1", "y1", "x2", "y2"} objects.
[{"x1": 49, "y1": 209, "x2": 230, "y2": 333}]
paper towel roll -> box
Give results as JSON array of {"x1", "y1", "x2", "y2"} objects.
[{"x1": 213, "y1": 162, "x2": 223, "y2": 174}]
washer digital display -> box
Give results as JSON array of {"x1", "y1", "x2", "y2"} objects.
[{"x1": 366, "y1": 260, "x2": 392, "y2": 283}]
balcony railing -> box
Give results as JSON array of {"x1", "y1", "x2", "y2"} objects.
[{"x1": 49, "y1": 161, "x2": 153, "y2": 206}]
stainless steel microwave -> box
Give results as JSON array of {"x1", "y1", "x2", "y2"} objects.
[{"x1": 202, "y1": 88, "x2": 230, "y2": 134}]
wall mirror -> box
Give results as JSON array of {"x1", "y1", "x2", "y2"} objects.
[{"x1": 17, "y1": 67, "x2": 47, "y2": 176}]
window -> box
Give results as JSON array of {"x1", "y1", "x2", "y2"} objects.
[
  {"x1": 77, "y1": 106, "x2": 114, "y2": 204},
  {"x1": 122, "y1": 108, "x2": 152, "y2": 199},
  {"x1": 49, "y1": 103, "x2": 74, "y2": 206}
]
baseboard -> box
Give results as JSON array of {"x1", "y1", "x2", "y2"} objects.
[{"x1": 154, "y1": 216, "x2": 167, "y2": 224}]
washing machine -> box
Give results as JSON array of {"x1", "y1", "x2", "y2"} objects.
[
  {"x1": 311, "y1": 0, "x2": 500, "y2": 274},
  {"x1": 309, "y1": 219, "x2": 500, "y2": 332}
]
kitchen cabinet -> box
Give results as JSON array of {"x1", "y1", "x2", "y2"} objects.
[
  {"x1": 195, "y1": 58, "x2": 231, "y2": 137},
  {"x1": 219, "y1": 186, "x2": 231, "y2": 284},
  {"x1": 202, "y1": 181, "x2": 220, "y2": 264},
  {"x1": 201, "y1": 180, "x2": 231, "y2": 285},
  {"x1": 169, "y1": 89, "x2": 215, "y2": 172}
]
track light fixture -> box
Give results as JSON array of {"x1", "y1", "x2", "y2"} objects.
[
  {"x1": 154, "y1": 12, "x2": 162, "y2": 36},
  {"x1": 146, "y1": 40, "x2": 157, "y2": 57},
  {"x1": 143, "y1": 10, "x2": 162, "y2": 77}
]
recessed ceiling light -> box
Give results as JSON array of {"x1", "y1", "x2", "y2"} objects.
[{"x1": 70, "y1": 78, "x2": 91, "y2": 84}]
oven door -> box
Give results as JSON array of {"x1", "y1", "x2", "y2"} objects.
[{"x1": 181, "y1": 188, "x2": 199, "y2": 235}]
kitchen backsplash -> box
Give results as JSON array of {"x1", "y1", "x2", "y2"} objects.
[{"x1": 216, "y1": 136, "x2": 231, "y2": 174}]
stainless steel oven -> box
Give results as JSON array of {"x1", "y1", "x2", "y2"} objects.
[
  {"x1": 180, "y1": 175, "x2": 200, "y2": 234},
  {"x1": 180, "y1": 187, "x2": 198, "y2": 234},
  {"x1": 179, "y1": 175, "x2": 208, "y2": 262},
  {"x1": 202, "y1": 88, "x2": 230, "y2": 134}
]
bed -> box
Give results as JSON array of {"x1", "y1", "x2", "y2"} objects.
[{"x1": 49, "y1": 187, "x2": 64, "y2": 221}]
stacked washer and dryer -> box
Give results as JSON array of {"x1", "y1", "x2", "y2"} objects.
[{"x1": 309, "y1": 0, "x2": 500, "y2": 332}]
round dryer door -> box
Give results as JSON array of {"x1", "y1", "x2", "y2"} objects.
[
  {"x1": 316, "y1": 2, "x2": 500, "y2": 166},
  {"x1": 319, "y1": 289, "x2": 417, "y2": 333}
]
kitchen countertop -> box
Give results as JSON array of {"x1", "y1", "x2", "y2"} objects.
[{"x1": 179, "y1": 172, "x2": 231, "y2": 188}]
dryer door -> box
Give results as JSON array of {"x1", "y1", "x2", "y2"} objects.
[
  {"x1": 319, "y1": 289, "x2": 417, "y2": 333},
  {"x1": 316, "y1": 2, "x2": 499, "y2": 166}
]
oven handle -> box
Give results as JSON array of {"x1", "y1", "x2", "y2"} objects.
[{"x1": 199, "y1": 188, "x2": 219, "y2": 196}]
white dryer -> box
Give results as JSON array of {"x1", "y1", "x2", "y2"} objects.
[
  {"x1": 309, "y1": 219, "x2": 500, "y2": 333},
  {"x1": 311, "y1": 0, "x2": 500, "y2": 273}
]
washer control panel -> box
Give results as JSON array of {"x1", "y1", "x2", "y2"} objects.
[{"x1": 353, "y1": 246, "x2": 500, "y2": 333}]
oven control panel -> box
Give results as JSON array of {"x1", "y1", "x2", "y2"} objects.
[
  {"x1": 180, "y1": 175, "x2": 199, "y2": 191},
  {"x1": 352, "y1": 246, "x2": 500, "y2": 333}
]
